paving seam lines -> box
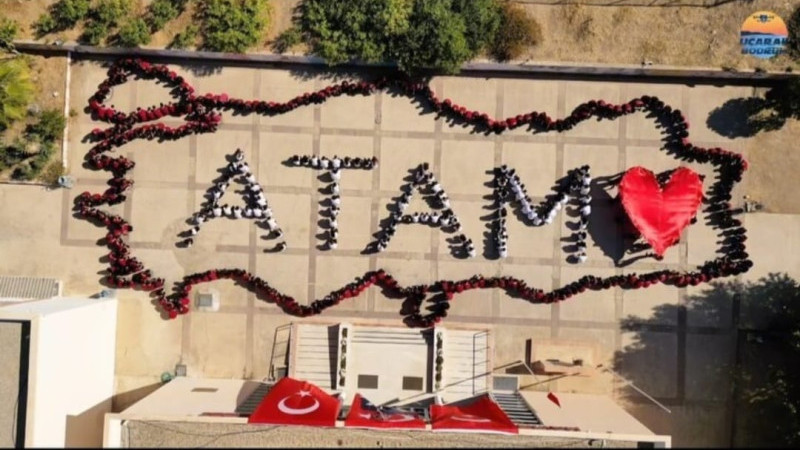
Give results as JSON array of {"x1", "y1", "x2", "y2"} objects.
[
  {"x1": 367, "y1": 87, "x2": 382, "y2": 312},
  {"x1": 245, "y1": 69, "x2": 260, "y2": 378},
  {"x1": 675, "y1": 84, "x2": 692, "y2": 403},
  {"x1": 551, "y1": 80, "x2": 567, "y2": 340},
  {"x1": 430, "y1": 78, "x2": 444, "y2": 286},
  {"x1": 306, "y1": 78, "x2": 322, "y2": 306},
  {"x1": 491, "y1": 79, "x2": 504, "y2": 319},
  {"x1": 613, "y1": 84, "x2": 629, "y2": 403}
]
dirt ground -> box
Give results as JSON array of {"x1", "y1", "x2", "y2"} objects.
[
  {"x1": 516, "y1": 0, "x2": 798, "y2": 71},
  {"x1": 0, "y1": 54, "x2": 67, "y2": 181},
  {"x1": 6, "y1": 0, "x2": 798, "y2": 71}
]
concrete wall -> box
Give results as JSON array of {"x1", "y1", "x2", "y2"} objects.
[{"x1": 1, "y1": 298, "x2": 118, "y2": 447}]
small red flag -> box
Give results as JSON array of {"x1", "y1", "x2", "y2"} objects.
[{"x1": 547, "y1": 392, "x2": 561, "y2": 408}]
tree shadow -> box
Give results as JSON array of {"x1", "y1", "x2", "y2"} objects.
[
  {"x1": 706, "y1": 97, "x2": 785, "y2": 138},
  {"x1": 613, "y1": 272, "x2": 800, "y2": 447}
]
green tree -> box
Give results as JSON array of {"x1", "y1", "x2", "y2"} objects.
[
  {"x1": 81, "y1": 0, "x2": 132, "y2": 45},
  {"x1": 170, "y1": 24, "x2": 199, "y2": 49},
  {"x1": 0, "y1": 18, "x2": 19, "y2": 47},
  {"x1": 393, "y1": 0, "x2": 471, "y2": 74},
  {"x1": 0, "y1": 59, "x2": 35, "y2": 130},
  {"x1": 491, "y1": 1, "x2": 542, "y2": 61},
  {"x1": 117, "y1": 18, "x2": 152, "y2": 47},
  {"x1": 34, "y1": 0, "x2": 91, "y2": 36},
  {"x1": 452, "y1": 0, "x2": 501, "y2": 54},
  {"x1": 147, "y1": 0, "x2": 187, "y2": 32},
  {"x1": 199, "y1": 0, "x2": 270, "y2": 53},
  {"x1": 300, "y1": 0, "x2": 412, "y2": 64}
]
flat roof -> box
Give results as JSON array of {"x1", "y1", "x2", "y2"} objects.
[{"x1": 521, "y1": 391, "x2": 654, "y2": 436}]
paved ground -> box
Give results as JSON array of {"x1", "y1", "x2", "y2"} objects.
[{"x1": 1, "y1": 59, "x2": 800, "y2": 446}]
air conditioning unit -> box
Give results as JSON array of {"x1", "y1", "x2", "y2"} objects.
[
  {"x1": 493, "y1": 375, "x2": 520, "y2": 392},
  {"x1": 196, "y1": 290, "x2": 220, "y2": 312}
]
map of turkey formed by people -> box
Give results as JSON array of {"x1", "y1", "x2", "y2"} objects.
[{"x1": 76, "y1": 58, "x2": 752, "y2": 327}]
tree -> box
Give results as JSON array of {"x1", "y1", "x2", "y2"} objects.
[
  {"x1": 81, "y1": 0, "x2": 132, "y2": 45},
  {"x1": 491, "y1": 1, "x2": 542, "y2": 62},
  {"x1": 452, "y1": 0, "x2": 501, "y2": 55},
  {"x1": 300, "y1": 0, "x2": 412, "y2": 64},
  {"x1": 117, "y1": 18, "x2": 152, "y2": 47},
  {"x1": 0, "y1": 58, "x2": 35, "y2": 130},
  {"x1": 34, "y1": 0, "x2": 91, "y2": 36},
  {"x1": 199, "y1": 0, "x2": 270, "y2": 53},
  {"x1": 0, "y1": 18, "x2": 19, "y2": 47},
  {"x1": 170, "y1": 24, "x2": 199, "y2": 49},
  {"x1": 393, "y1": 0, "x2": 471, "y2": 74},
  {"x1": 146, "y1": 0, "x2": 187, "y2": 32}
]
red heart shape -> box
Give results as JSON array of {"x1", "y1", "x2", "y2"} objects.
[{"x1": 619, "y1": 166, "x2": 704, "y2": 256}]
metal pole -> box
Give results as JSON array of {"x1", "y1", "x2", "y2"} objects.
[{"x1": 600, "y1": 365, "x2": 672, "y2": 414}]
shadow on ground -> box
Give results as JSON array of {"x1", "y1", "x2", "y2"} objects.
[{"x1": 613, "y1": 273, "x2": 800, "y2": 448}]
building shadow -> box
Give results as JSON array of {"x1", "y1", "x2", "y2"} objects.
[
  {"x1": 612, "y1": 272, "x2": 800, "y2": 447},
  {"x1": 65, "y1": 398, "x2": 114, "y2": 447}
]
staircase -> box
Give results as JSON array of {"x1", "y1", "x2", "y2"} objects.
[
  {"x1": 234, "y1": 382, "x2": 272, "y2": 415},
  {"x1": 291, "y1": 324, "x2": 337, "y2": 389},
  {"x1": 492, "y1": 392, "x2": 542, "y2": 427},
  {"x1": 442, "y1": 330, "x2": 489, "y2": 401}
]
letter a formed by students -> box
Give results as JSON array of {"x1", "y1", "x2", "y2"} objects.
[
  {"x1": 181, "y1": 149, "x2": 285, "y2": 248},
  {"x1": 369, "y1": 163, "x2": 466, "y2": 254}
]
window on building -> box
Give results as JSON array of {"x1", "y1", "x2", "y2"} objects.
[
  {"x1": 358, "y1": 374, "x2": 379, "y2": 389},
  {"x1": 402, "y1": 376, "x2": 423, "y2": 391}
]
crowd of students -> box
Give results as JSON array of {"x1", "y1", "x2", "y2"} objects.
[
  {"x1": 73, "y1": 57, "x2": 751, "y2": 322},
  {"x1": 181, "y1": 149, "x2": 286, "y2": 250}
]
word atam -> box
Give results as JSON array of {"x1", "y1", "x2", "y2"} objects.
[{"x1": 184, "y1": 151, "x2": 605, "y2": 263}]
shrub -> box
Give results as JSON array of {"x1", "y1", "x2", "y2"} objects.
[
  {"x1": 788, "y1": 5, "x2": 800, "y2": 60},
  {"x1": 81, "y1": 0, "x2": 132, "y2": 45},
  {"x1": 40, "y1": 162, "x2": 66, "y2": 185},
  {"x1": 300, "y1": 0, "x2": 412, "y2": 64},
  {"x1": 0, "y1": 59, "x2": 35, "y2": 130},
  {"x1": 0, "y1": 139, "x2": 29, "y2": 170},
  {"x1": 200, "y1": 0, "x2": 270, "y2": 53},
  {"x1": 393, "y1": 0, "x2": 471, "y2": 74},
  {"x1": 33, "y1": 14, "x2": 58, "y2": 36},
  {"x1": 452, "y1": 0, "x2": 501, "y2": 54},
  {"x1": 80, "y1": 20, "x2": 109, "y2": 45},
  {"x1": 52, "y1": 0, "x2": 91, "y2": 28},
  {"x1": 26, "y1": 109, "x2": 66, "y2": 143},
  {"x1": 117, "y1": 18, "x2": 152, "y2": 47},
  {"x1": 0, "y1": 18, "x2": 19, "y2": 46},
  {"x1": 92, "y1": 0, "x2": 132, "y2": 28},
  {"x1": 170, "y1": 24, "x2": 199, "y2": 49},
  {"x1": 272, "y1": 26, "x2": 301, "y2": 53},
  {"x1": 490, "y1": 2, "x2": 542, "y2": 61},
  {"x1": 147, "y1": 0, "x2": 187, "y2": 32}
]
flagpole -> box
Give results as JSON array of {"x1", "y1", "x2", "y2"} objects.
[{"x1": 598, "y1": 365, "x2": 672, "y2": 414}]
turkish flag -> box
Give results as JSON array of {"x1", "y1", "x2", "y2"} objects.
[
  {"x1": 430, "y1": 394, "x2": 518, "y2": 434},
  {"x1": 248, "y1": 377, "x2": 341, "y2": 427},
  {"x1": 345, "y1": 394, "x2": 426, "y2": 430},
  {"x1": 547, "y1": 392, "x2": 561, "y2": 408}
]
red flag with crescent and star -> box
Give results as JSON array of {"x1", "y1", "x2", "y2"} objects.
[
  {"x1": 430, "y1": 394, "x2": 518, "y2": 434},
  {"x1": 248, "y1": 377, "x2": 341, "y2": 426},
  {"x1": 344, "y1": 393, "x2": 426, "y2": 430}
]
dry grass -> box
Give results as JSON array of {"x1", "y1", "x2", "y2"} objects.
[{"x1": 518, "y1": 0, "x2": 799, "y2": 70}]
